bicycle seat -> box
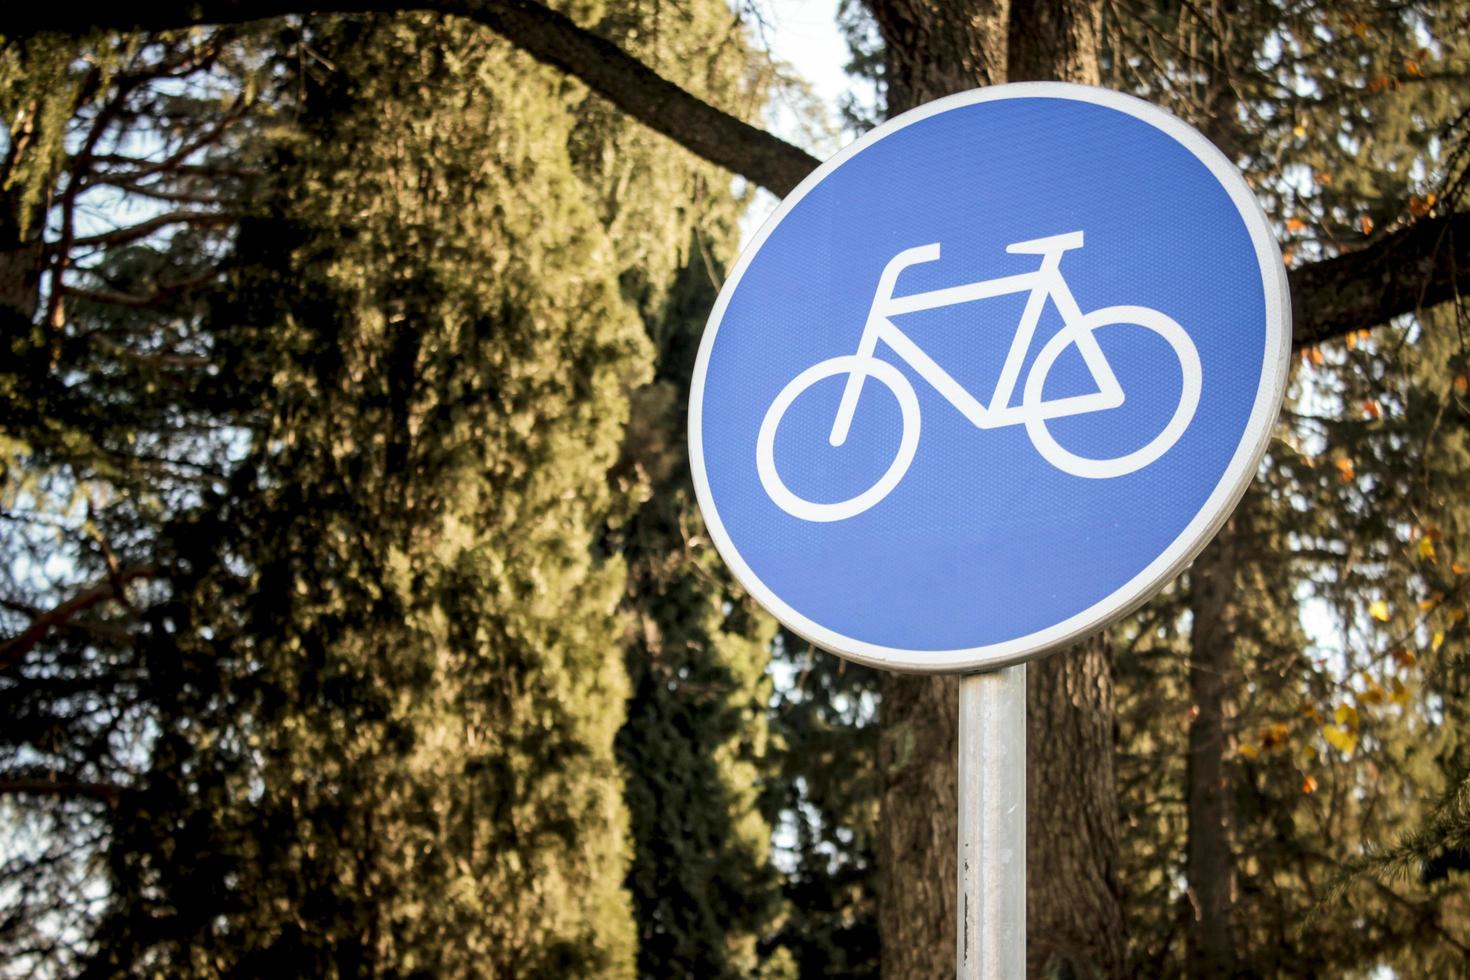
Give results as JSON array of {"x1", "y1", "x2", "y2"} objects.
[{"x1": 1006, "y1": 231, "x2": 1084, "y2": 254}]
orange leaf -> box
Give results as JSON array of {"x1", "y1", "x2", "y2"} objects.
[
  {"x1": 1362, "y1": 399, "x2": 1380, "y2": 418},
  {"x1": 1455, "y1": 375, "x2": 1468, "y2": 394},
  {"x1": 1405, "y1": 59, "x2": 1423, "y2": 77},
  {"x1": 1335, "y1": 457, "x2": 1356, "y2": 481},
  {"x1": 1286, "y1": 217, "x2": 1308, "y2": 233},
  {"x1": 1391, "y1": 648, "x2": 1416, "y2": 668},
  {"x1": 1316, "y1": 172, "x2": 1333, "y2": 186},
  {"x1": 1367, "y1": 74, "x2": 1393, "y2": 94},
  {"x1": 1359, "y1": 214, "x2": 1374, "y2": 235},
  {"x1": 1408, "y1": 193, "x2": 1437, "y2": 218},
  {"x1": 1452, "y1": 562, "x2": 1466, "y2": 576},
  {"x1": 1302, "y1": 774, "x2": 1319, "y2": 794}
]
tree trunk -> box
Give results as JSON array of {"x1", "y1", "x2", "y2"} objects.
[
  {"x1": 1185, "y1": 516, "x2": 1242, "y2": 979},
  {"x1": 878, "y1": 672, "x2": 962, "y2": 979},
  {"x1": 871, "y1": 2, "x2": 1125, "y2": 977},
  {"x1": 1026, "y1": 638, "x2": 1126, "y2": 979}
]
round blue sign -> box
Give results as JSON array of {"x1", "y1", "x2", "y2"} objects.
[{"x1": 689, "y1": 83, "x2": 1290, "y2": 672}]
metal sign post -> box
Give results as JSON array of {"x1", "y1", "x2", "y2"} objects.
[
  {"x1": 957, "y1": 667, "x2": 1026, "y2": 979},
  {"x1": 687, "y1": 82, "x2": 1289, "y2": 980}
]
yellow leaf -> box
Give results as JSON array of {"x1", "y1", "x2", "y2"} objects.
[
  {"x1": 1324, "y1": 724, "x2": 1359, "y2": 756},
  {"x1": 1368, "y1": 599, "x2": 1390, "y2": 622},
  {"x1": 1432, "y1": 630, "x2": 1446, "y2": 652},
  {"x1": 1390, "y1": 677, "x2": 1410, "y2": 706},
  {"x1": 1334, "y1": 704, "x2": 1360, "y2": 729},
  {"x1": 1238, "y1": 743, "x2": 1261, "y2": 760},
  {"x1": 1262, "y1": 722, "x2": 1290, "y2": 748},
  {"x1": 1419, "y1": 536, "x2": 1438, "y2": 560},
  {"x1": 1302, "y1": 774, "x2": 1319, "y2": 794},
  {"x1": 1292, "y1": 123, "x2": 1308, "y2": 138}
]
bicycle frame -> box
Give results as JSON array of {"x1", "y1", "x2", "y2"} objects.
[{"x1": 829, "y1": 231, "x2": 1125, "y2": 447}]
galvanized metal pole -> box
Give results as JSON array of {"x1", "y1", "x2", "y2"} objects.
[{"x1": 957, "y1": 664, "x2": 1026, "y2": 979}]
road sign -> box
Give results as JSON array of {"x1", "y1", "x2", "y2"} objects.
[{"x1": 689, "y1": 82, "x2": 1290, "y2": 673}]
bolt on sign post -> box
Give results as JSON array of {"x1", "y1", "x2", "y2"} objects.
[{"x1": 689, "y1": 83, "x2": 1290, "y2": 978}]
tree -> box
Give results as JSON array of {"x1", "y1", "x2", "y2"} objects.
[
  {"x1": 2, "y1": 6, "x2": 782, "y2": 973},
  {"x1": 8, "y1": 0, "x2": 1470, "y2": 976}
]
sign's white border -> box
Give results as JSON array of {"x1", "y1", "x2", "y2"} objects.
[{"x1": 688, "y1": 82, "x2": 1292, "y2": 674}]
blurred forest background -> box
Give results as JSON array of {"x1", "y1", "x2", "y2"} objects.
[{"x1": 2, "y1": 0, "x2": 1470, "y2": 976}]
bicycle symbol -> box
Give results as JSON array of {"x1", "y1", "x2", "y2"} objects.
[{"x1": 756, "y1": 231, "x2": 1202, "y2": 522}]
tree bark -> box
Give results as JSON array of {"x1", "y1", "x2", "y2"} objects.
[
  {"x1": 871, "y1": 3, "x2": 1125, "y2": 978},
  {"x1": 1026, "y1": 638, "x2": 1127, "y2": 979},
  {"x1": 1007, "y1": 10, "x2": 1128, "y2": 979},
  {"x1": 1184, "y1": 517, "x2": 1241, "y2": 979},
  {"x1": 878, "y1": 673, "x2": 961, "y2": 979}
]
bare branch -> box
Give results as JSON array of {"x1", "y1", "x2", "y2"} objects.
[
  {"x1": 0, "y1": 565, "x2": 157, "y2": 672},
  {"x1": 62, "y1": 211, "x2": 234, "y2": 250},
  {"x1": 0, "y1": 777, "x2": 123, "y2": 804}
]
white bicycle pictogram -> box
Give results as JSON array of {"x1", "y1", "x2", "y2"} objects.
[{"x1": 756, "y1": 231, "x2": 1203, "y2": 522}]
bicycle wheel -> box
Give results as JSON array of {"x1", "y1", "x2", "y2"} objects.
[
  {"x1": 1021, "y1": 305, "x2": 1201, "y2": 479},
  {"x1": 757, "y1": 355, "x2": 921, "y2": 522}
]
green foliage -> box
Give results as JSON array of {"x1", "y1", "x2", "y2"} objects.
[
  {"x1": 1106, "y1": 0, "x2": 1470, "y2": 973},
  {"x1": 85, "y1": 14, "x2": 658, "y2": 974},
  {"x1": 763, "y1": 632, "x2": 880, "y2": 978}
]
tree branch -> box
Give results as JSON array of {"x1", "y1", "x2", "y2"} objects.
[
  {"x1": 5, "y1": 2, "x2": 1467, "y2": 337},
  {"x1": 0, "y1": 0, "x2": 823, "y2": 197},
  {"x1": 0, "y1": 777, "x2": 123, "y2": 804},
  {"x1": 62, "y1": 210, "x2": 234, "y2": 250},
  {"x1": 1289, "y1": 212, "x2": 1469, "y2": 349},
  {"x1": 0, "y1": 565, "x2": 156, "y2": 671}
]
